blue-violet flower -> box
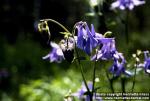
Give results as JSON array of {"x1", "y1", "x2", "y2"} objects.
[
  {"x1": 91, "y1": 38, "x2": 116, "y2": 60},
  {"x1": 109, "y1": 52, "x2": 128, "y2": 76},
  {"x1": 111, "y1": 0, "x2": 145, "y2": 10},
  {"x1": 75, "y1": 21, "x2": 98, "y2": 55},
  {"x1": 42, "y1": 42, "x2": 64, "y2": 63}
]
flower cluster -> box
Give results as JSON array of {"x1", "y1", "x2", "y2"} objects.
[
  {"x1": 38, "y1": 0, "x2": 147, "y2": 100},
  {"x1": 76, "y1": 21, "x2": 130, "y2": 76},
  {"x1": 43, "y1": 21, "x2": 130, "y2": 77},
  {"x1": 111, "y1": 0, "x2": 145, "y2": 10}
]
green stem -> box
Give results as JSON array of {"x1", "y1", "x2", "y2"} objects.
[
  {"x1": 121, "y1": 77, "x2": 126, "y2": 93},
  {"x1": 91, "y1": 61, "x2": 96, "y2": 101},
  {"x1": 72, "y1": 30, "x2": 90, "y2": 93},
  {"x1": 90, "y1": 60, "x2": 98, "y2": 101},
  {"x1": 106, "y1": 73, "x2": 119, "y2": 101},
  {"x1": 72, "y1": 30, "x2": 92, "y2": 100},
  {"x1": 79, "y1": 62, "x2": 90, "y2": 92},
  {"x1": 40, "y1": 19, "x2": 71, "y2": 33},
  {"x1": 121, "y1": 77, "x2": 126, "y2": 101},
  {"x1": 106, "y1": 72, "x2": 114, "y2": 93},
  {"x1": 74, "y1": 44, "x2": 90, "y2": 94},
  {"x1": 129, "y1": 62, "x2": 137, "y2": 101},
  {"x1": 92, "y1": 50, "x2": 98, "y2": 95},
  {"x1": 131, "y1": 61, "x2": 137, "y2": 92},
  {"x1": 92, "y1": 62, "x2": 97, "y2": 94}
]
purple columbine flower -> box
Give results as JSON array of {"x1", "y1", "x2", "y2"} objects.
[
  {"x1": 91, "y1": 35, "x2": 131, "y2": 76},
  {"x1": 91, "y1": 38, "x2": 116, "y2": 60},
  {"x1": 42, "y1": 42, "x2": 64, "y2": 63},
  {"x1": 109, "y1": 53, "x2": 126, "y2": 76},
  {"x1": 111, "y1": 0, "x2": 145, "y2": 10},
  {"x1": 143, "y1": 51, "x2": 150, "y2": 74},
  {"x1": 75, "y1": 21, "x2": 98, "y2": 55}
]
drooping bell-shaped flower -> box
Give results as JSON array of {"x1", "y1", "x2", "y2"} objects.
[
  {"x1": 91, "y1": 38, "x2": 116, "y2": 60},
  {"x1": 42, "y1": 42, "x2": 64, "y2": 63},
  {"x1": 75, "y1": 21, "x2": 98, "y2": 55},
  {"x1": 109, "y1": 53, "x2": 126, "y2": 76},
  {"x1": 111, "y1": 0, "x2": 145, "y2": 10}
]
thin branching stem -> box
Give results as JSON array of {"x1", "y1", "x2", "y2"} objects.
[
  {"x1": 106, "y1": 72, "x2": 115, "y2": 93},
  {"x1": 72, "y1": 30, "x2": 90, "y2": 99},
  {"x1": 75, "y1": 46, "x2": 90, "y2": 91},
  {"x1": 40, "y1": 19, "x2": 71, "y2": 33},
  {"x1": 92, "y1": 62, "x2": 97, "y2": 93},
  {"x1": 92, "y1": 50, "x2": 98, "y2": 95},
  {"x1": 131, "y1": 61, "x2": 137, "y2": 92},
  {"x1": 106, "y1": 72, "x2": 119, "y2": 101},
  {"x1": 129, "y1": 61, "x2": 138, "y2": 101},
  {"x1": 121, "y1": 77, "x2": 126, "y2": 101}
]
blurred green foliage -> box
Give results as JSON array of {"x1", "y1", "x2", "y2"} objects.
[{"x1": 20, "y1": 69, "x2": 81, "y2": 101}]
